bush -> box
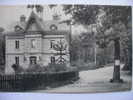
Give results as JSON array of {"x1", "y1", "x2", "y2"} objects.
[
  {"x1": 11, "y1": 64, "x2": 24, "y2": 74},
  {"x1": 25, "y1": 64, "x2": 47, "y2": 73},
  {"x1": 23, "y1": 63, "x2": 75, "y2": 73},
  {"x1": 48, "y1": 63, "x2": 67, "y2": 72}
]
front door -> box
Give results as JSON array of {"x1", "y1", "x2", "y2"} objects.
[{"x1": 30, "y1": 56, "x2": 37, "y2": 64}]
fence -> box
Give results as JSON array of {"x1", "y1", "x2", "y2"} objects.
[{"x1": 0, "y1": 71, "x2": 79, "y2": 91}]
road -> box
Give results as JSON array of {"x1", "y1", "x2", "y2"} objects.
[{"x1": 33, "y1": 65, "x2": 132, "y2": 93}]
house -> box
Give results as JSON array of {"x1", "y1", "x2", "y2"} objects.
[{"x1": 5, "y1": 11, "x2": 70, "y2": 74}]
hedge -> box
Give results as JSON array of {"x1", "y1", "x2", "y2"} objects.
[{"x1": 0, "y1": 70, "x2": 79, "y2": 91}]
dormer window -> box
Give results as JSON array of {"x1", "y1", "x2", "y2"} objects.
[
  {"x1": 20, "y1": 15, "x2": 26, "y2": 22},
  {"x1": 14, "y1": 25, "x2": 24, "y2": 32},
  {"x1": 14, "y1": 25, "x2": 21, "y2": 32},
  {"x1": 50, "y1": 24, "x2": 58, "y2": 31}
]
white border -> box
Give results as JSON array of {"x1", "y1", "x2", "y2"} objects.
[
  {"x1": 0, "y1": 0, "x2": 132, "y2": 100},
  {"x1": 0, "y1": 0, "x2": 132, "y2": 5}
]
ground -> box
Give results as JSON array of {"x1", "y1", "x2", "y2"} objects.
[{"x1": 34, "y1": 65, "x2": 132, "y2": 93}]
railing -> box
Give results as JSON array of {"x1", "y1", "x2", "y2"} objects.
[{"x1": 0, "y1": 70, "x2": 79, "y2": 91}]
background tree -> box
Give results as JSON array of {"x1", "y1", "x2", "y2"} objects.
[
  {"x1": 62, "y1": 5, "x2": 132, "y2": 82},
  {"x1": 49, "y1": 5, "x2": 132, "y2": 74},
  {"x1": 0, "y1": 27, "x2": 5, "y2": 74},
  {"x1": 99, "y1": 6, "x2": 132, "y2": 74},
  {"x1": 0, "y1": 27, "x2": 5, "y2": 64},
  {"x1": 27, "y1": 5, "x2": 43, "y2": 13},
  {"x1": 63, "y1": 5, "x2": 100, "y2": 25}
]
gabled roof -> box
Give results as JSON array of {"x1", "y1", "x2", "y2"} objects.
[
  {"x1": 42, "y1": 20, "x2": 70, "y2": 31},
  {"x1": 25, "y1": 11, "x2": 45, "y2": 32},
  {"x1": 6, "y1": 11, "x2": 70, "y2": 36},
  {"x1": 8, "y1": 20, "x2": 27, "y2": 32},
  {"x1": 25, "y1": 11, "x2": 69, "y2": 32}
]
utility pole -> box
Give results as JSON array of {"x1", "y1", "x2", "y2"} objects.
[
  {"x1": 110, "y1": 37, "x2": 123, "y2": 83},
  {"x1": 69, "y1": 21, "x2": 72, "y2": 65},
  {"x1": 94, "y1": 43, "x2": 97, "y2": 65}
]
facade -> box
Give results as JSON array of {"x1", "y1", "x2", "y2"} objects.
[{"x1": 5, "y1": 11, "x2": 70, "y2": 74}]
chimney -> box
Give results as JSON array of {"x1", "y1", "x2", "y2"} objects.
[{"x1": 20, "y1": 15, "x2": 26, "y2": 22}]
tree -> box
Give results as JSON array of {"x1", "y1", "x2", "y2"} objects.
[
  {"x1": 27, "y1": 5, "x2": 43, "y2": 13},
  {"x1": 53, "y1": 39, "x2": 68, "y2": 64},
  {"x1": 62, "y1": 5, "x2": 131, "y2": 82},
  {"x1": 63, "y1": 5, "x2": 100, "y2": 25},
  {"x1": 79, "y1": 32, "x2": 95, "y2": 62},
  {"x1": 70, "y1": 36, "x2": 81, "y2": 62},
  {"x1": 35, "y1": 5, "x2": 43, "y2": 13},
  {"x1": 0, "y1": 27, "x2": 5, "y2": 74},
  {"x1": 0, "y1": 27, "x2": 5, "y2": 64},
  {"x1": 99, "y1": 6, "x2": 132, "y2": 82}
]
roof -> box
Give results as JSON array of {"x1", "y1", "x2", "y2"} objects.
[
  {"x1": 25, "y1": 11, "x2": 44, "y2": 32},
  {"x1": 7, "y1": 11, "x2": 70, "y2": 37},
  {"x1": 6, "y1": 30, "x2": 69, "y2": 36},
  {"x1": 5, "y1": 31, "x2": 24, "y2": 36},
  {"x1": 42, "y1": 20, "x2": 70, "y2": 31}
]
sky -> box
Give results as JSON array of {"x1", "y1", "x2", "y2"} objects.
[
  {"x1": 0, "y1": 5, "x2": 65, "y2": 31},
  {"x1": 0, "y1": 5, "x2": 87, "y2": 34}
]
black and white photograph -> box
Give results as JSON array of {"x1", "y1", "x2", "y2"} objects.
[{"x1": 0, "y1": 5, "x2": 132, "y2": 93}]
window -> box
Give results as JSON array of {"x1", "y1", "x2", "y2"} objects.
[
  {"x1": 50, "y1": 40, "x2": 55, "y2": 48},
  {"x1": 15, "y1": 40, "x2": 19, "y2": 49},
  {"x1": 31, "y1": 39, "x2": 36, "y2": 48},
  {"x1": 30, "y1": 56, "x2": 37, "y2": 64},
  {"x1": 15, "y1": 56, "x2": 19, "y2": 65},
  {"x1": 51, "y1": 56, "x2": 55, "y2": 63},
  {"x1": 50, "y1": 24, "x2": 58, "y2": 30}
]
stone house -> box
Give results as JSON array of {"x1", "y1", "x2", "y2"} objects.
[{"x1": 5, "y1": 11, "x2": 70, "y2": 74}]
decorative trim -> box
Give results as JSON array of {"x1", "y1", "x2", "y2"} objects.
[
  {"x1": 6, "y1": 53, "x2": 24, "y2": 55},
  {"x1": 6, "y1": 36, "x2": 65, "y2": 40},
  {"x1": 6, "y1": 52, "x2": 70, "y2": 55},
  {"x1": 43, "y1": 36, "x2": 64, "y2": 39},
  {"x1": 6, "y1": 36, "x2": 24, "y2": 39}
]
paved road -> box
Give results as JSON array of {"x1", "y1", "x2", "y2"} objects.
[{"x1": 33, "y1": 65, "x2": 132, "y2": 93}]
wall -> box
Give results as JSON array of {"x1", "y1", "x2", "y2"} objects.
[
  {"x1": 5, "y1": 33, "x2": 70, "y2": 74},
  {"x1": 5, "y1": 36, "x2": 25, "y2": 74}
]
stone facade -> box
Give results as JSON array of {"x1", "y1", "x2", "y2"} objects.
[{"x1": 5, "y1": 11, "x2": 70, "y2": 74}]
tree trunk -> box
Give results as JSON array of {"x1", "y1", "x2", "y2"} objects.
[{"x1": 110, "y1": 38, "x2": 123, "y2": 83}]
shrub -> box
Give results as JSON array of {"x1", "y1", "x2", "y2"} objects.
[
  {"x1": 11, "y1": 64, "x2": 24, "y2": 74},
  {"x1": 25, "y1": 64, "x2": 47, "y2": 73},
  {"x1": 24, "y1": 63, "x2": 75, "y2": 73},
  {"x1": 48, "y1": 63, "x2": 67, "y2": 72}
]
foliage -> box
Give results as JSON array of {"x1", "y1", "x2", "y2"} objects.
[
  {"x1": 62, "y1": 5, "x2": 100, "y2": 25},
  {"x1": 27, "y1": 5, "x2": 43, "y2": 13},
  {"x1": 0, "y1": 27, "x2": 4, "y2": 32},
  {"x1": 62, "y1": 5, "x2": 132, "y2": 72},
  {"x1": 23, "y1": 63, "x2": 69, "y2": 73},
  {"x1": 48, "y1": 63, "x2": 67, "y2": 72},
  {"x1": 70, "y1": 32, "x2": 96, "y2": 63},
  {"x1": 25, "y1": 64, "x2": 46, "y2": 73},
  {"x1": 11, "y1": 64, "x2": 24, "y2": 74},
  {"x1": 0, "y1": 28, "x2": 5, "y2": 65},
  {"x1": 52, "y1": 39, "x2": 68, "y2": 64},
  {"x1": 102, "y1": 6, "x2": 132, "y2": 72}
]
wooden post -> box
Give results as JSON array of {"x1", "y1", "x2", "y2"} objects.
[
  {"x1": 69, "y1": 22, "x2": 72, "y2": 65},
  {"x1": 110, "y1": 37, "x2": 123, "y2": 83},
  {"x1": 94, "y1": 43, "x2": 97, "y2": 65}
]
